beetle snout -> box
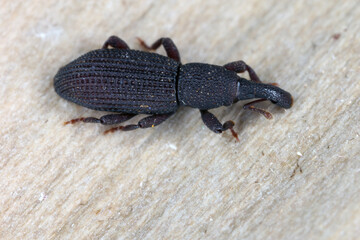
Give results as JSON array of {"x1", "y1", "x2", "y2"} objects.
[{"x1": 271, "y1": 90, "x2": 293, "y2": 109}]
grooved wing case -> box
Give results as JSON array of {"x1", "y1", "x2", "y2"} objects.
[{"x1": 54, "y1": 49, "x2": 180, "y2": 114}]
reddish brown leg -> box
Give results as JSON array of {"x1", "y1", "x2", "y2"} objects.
[
  {"x1": 137, "y1": 37, "x2": 181, "y2": 62},
  {"x1": 224, "y1": 61, "x2": 281, "y2": 86},
  {"x1": 200, "y1": 110, "x2": 239, "y2": 141},
  {"x1": 104, "y1": 113, "x2": 173, "y2": 134},
  {"x1": 243, "y1": 99, "x2": 273, "y2": 119},
  {"x1": 224, "y1": 60, "x2": 262, "y2": 83},
  {"x1": 102, "y1": 36, "x2": 130, "y2": 49},
  {"x1": 64, "y1": 113, "x2": 136, "y2": 125}
]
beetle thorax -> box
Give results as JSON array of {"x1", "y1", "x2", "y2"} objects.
[{"x1": 177, "y1": 63, "x2": 238, "y2": 109}]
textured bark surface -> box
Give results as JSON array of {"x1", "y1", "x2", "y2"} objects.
[{"x1": 1, "y1": 1, "x2": 359, "y2": 239}]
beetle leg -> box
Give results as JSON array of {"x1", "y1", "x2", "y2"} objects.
[
  {"x1": 224, "y1": 60, "x2": 262, "y2": 83},
  {"x1": 104, "y1": 113, "x2": 173, "y2": 134},
  {"x1": 243, "y1": 99, "x2": 273, "y2": 119},
  {"x1": 102, "y1": 36, "x2": 130, "y2": 49},
  {"x1": 137, "y1": 37, "x2": 181, "y2": 62},
  {"x1": 64, "y1": 113, "x2": 136, "y2": 125},
  {"x1": 200, "y1": 110, "x2": 239, "y2": 141}
]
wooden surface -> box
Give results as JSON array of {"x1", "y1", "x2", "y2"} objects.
[{"x1": 1, "y1": 1, "x2": 359, "y2": 239}]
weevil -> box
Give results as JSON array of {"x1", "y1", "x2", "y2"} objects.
[{"x1": 54, "y1": 36, "x2": 293, "y2": 140}]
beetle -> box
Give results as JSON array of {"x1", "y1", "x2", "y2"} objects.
[{"x1": 54, "y1": 36, "x2": 293, "y2": 140}]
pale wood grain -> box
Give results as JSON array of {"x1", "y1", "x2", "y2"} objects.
[{"x1": 0, "y1": 1, "x2": 359, "y2": 239}]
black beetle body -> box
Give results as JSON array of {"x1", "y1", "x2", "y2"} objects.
[{"x1": 54, "y1": 36, "x2": 293, "y2": 139}]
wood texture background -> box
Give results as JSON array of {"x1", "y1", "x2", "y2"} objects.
[{"x1": 1, "y1": 1, "x2": 359, "y2": 239}]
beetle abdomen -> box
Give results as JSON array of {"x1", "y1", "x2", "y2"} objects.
[
  {"x1": 54, "y1": 49, "x2": 180, "y2": 114},
  {"x1": 178, "y1": 63, "x2": 238, "y2": 109}
]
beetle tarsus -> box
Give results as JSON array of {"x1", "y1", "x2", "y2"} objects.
[
  {"x1": 64, "y1": 118, "x2": 86, "y2": 125},
  {"x1": 104, "y1": 124, "x2": 139, "y2": 134},
  {"x1": 243, "y1": 99, "x2": 273, "y2": 119},
  {"x1": 229, "y1": 128, "x2": 240, "y2": 142}
]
